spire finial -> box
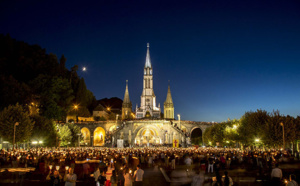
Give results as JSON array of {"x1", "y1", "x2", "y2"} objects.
[{"x1": 145, "y1": 43, "x2": 152, "y2": 68}]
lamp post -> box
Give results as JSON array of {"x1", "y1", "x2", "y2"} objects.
[
  {"x1": 13, "y1": 122, "x2": 19, "y2": 150},
  {"x1": 280, "y1": 122, "x2": 285, "y2": 149},
  {"x1": 74, "y1": 105, "x2": 78, "y2": 123},
  {"x1": 255, "y1": 138, "x2": 260, "y2": 149}
]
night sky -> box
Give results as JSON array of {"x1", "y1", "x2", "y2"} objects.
[{"x1": 1, "y1": 0, "x2": 300, "y2": 122}]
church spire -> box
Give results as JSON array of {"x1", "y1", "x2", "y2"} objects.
[
  {"x1": 144, "y1": 43, "x2": 152, "y2": 68},
  {"x1": 122, "y1": 80, "x2": 132, "y2": 120},
  {"x1": 123, "y1": 80, "x2": 131, "y2": 104},
  {"x1": 164, "y1": 81, "x2": 174, "y2": 119},
  {"x1": 165, "y1": 83, "x2": 173, "y2": 105}
]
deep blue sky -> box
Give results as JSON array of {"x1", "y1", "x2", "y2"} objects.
[{"x1": 1, "y1": 0, "x2": 300, "y2": 122}]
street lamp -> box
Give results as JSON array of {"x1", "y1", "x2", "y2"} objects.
[
  {"x1": 280, "y1": 122, "x2": 285, "y2": 149},
  {"x1": 74, "y1": 105, "x2": 78, "y2": 123},
  {"x1": 13, "y1": 122, "x2": 19, "y2": 150}
]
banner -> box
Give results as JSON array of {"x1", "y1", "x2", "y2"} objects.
[{"x1": 173, "y1": 139, "x2": 179, "y2": 147}]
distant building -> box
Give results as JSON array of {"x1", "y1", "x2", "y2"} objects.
[
  {"x1": 74, "y1": 43, "x2": 212, "y2": 147},
  {"x1": 93, "y1": 104, "x2": 109, "y2": 119}
]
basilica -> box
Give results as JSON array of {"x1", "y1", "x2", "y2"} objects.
[
  {"x1": 122, "y1": 43, "x2": 174, "y2": 120},
  {"x1": 76, "y1": 44, "x2": 211, "y2": 147}
]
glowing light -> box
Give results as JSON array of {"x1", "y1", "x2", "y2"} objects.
[
  {"x1": 233, "y1": 125, "x2": 237, "y2": 129},
  {"x1": 255, "y1": 139, "x2": 260, "y2": 142},
  {"x1": 56, "y1": 166, "x2": 60, "y2": 171},
  {"x1": 82, "y1": 67, "x2": 86, "y2": 71},
  {"x1": 39, "y1": 141, "x2": 43, "y2": 144},
  {"x1": 32, "y1": 141, "x2": 38, "y2": 144},
  {"x1": 65, "y1": 166, "x2": 69, "y2": 171}
]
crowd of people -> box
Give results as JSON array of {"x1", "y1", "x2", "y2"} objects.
[{"x1": 0, "y1": 146, "x2": 299, "y2": 185}]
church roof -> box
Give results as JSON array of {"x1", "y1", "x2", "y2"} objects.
[
  {"x1": 144, "y1": 43, "x2": 152, "y2": 68},
  {"x1": 94, "y1": 104, "x2": 106, "y2": 111},
  {"x1": 164, "y1": 85, "x2": 173, "y2": 105}
]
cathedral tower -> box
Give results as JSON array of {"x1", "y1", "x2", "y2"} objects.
[
  {"x1": 136, "y1": 43, "x2": 161, "y2": 119},
  {"x1": 164, "y1": 84, "x2": 174, "y2": 119},
  {"x1": 122, "y1": 80, "x2": 132, "y2": 119}
]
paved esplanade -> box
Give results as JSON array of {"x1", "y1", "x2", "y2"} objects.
[{"x1": 0, "y1": 147, "x2": 300, "y2": 185}]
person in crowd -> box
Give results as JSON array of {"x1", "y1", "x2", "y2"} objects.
[
  {"x1": 191, "y1": 169, "x2": 204, "y2": 186},
  {"x1": 221, "y1": 171, "x2": 233, "y2": 186},
  {"x1": 98, "y1": 170, "x2": 107, "y2": 186},
  {"x1": 93, "y1": 166, "x2": 101, "y2": 186},
  {"x1": 184, "y1": 155, "x2": 192, "y2": 171},
  {"x1": 106, "y1": 162, "x2": 115, "y2": 186},
  {"x1": 133, "y1": 164, "x2": 144, "y2": 186},
  {"x1": 124, "y1": 168, "x2": 133, "y2": 186},
  {"x1": 208, "y1": 156, "x2": 214, "y2": 173},
  {"x1": 110, "y1": 170, "x2": 118, "y2": 186},
  {"x1": 287, "y1": 174, "x2": 298, "y2": 186},
  {"x1": 82, "y1": 161, "x2": 90, "y2": 180},
  {"x1": 64, "y1": 167, "x2": 77, "y2": 186},
  {"x1": 46, "y1": 170, "x2": 62, "y2": 186},
  {"x1": 271, "y1": 163, "x2": 282, "y2": 186},
  {"x1": 118, "y1": 165, "x2": 125, "y2": 186},
  {"x1": 170, "y1": 154, "x2": 176, "y2": 170}
]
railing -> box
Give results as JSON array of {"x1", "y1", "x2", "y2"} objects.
[{"x1": 170, "y1": 124, "x2": 186, "y2": 136}]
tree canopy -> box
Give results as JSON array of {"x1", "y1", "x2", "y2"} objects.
[{"x1": 0, "y1": 103, "x2": 35, "y2": 143}]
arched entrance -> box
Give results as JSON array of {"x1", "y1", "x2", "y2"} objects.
[
  {"x1": 190, "y1": 127, "x2": 203, "y2": 146},
  {"x1": 94, "y1": 127, "x2": 105, "y2": 146},
  {"x1": 81, "y1": 127, "x2": 91, "y2": 146},
  {"x1": 135, "y1": 127, "x2": 161, "y2": 146}
]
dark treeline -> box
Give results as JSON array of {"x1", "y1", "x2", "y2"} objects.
[
  {"x1": 0, "y1": 34, "x2": 97, "y2": 121},
  {"x1": 204, "y1": 109, "x2": 300, "y2": 150}
]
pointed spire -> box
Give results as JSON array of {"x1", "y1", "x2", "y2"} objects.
[
  {"x1": 165, "y1": 82, "x2": 174, "y2": 105},
  {"x1": 144, "y1": 43, "x2": 152, "y2": 68},
  {"x1": 123, "y1": 80, "x2": 131, "y2": 106}
]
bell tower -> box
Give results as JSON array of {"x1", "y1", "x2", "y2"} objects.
[
  {"x1": 164, "y1": 83, "x2": 174, "y2": 119},
  {"x1": 136, "y1": 43, "x2": 161, "y2": 118}
]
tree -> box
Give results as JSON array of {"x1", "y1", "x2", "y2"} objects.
[
  {"x1": 238, "y1": 109, "x2": 269, "y2": 146},
  {"x1": 30, "y1": 115, "x2": 57, "y2": 146},
  {"x1": 0, "y1": 103, "x2": 35, "y2": 143},
  {"x1": 30, "y1": 75, "x2": 74, "y2": 121},
  {"x1": 66, "y1": 123, "x2": 83, "y2": 146},
  {"x1": 57, "y1": 124, "x2": 72, "y2": 146}
]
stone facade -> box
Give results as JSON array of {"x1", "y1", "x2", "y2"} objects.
[
  {"x1": 75, "y1": 120, "x2": 212, "y2": 147},
  {"x1": 74, "y1": 43, "x2": 213, "y2": 147}
]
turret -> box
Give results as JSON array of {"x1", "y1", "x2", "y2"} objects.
[
  {"x1": 164, "y1": 83, "x2": 174, "y2": 119},
  {"x1": 122, "y1": 80, "x2": 132, "y2": 119}
]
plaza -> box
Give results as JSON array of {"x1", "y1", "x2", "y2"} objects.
[{"x1": 0, "y1": 147, "x2": 300, "y2": 185}]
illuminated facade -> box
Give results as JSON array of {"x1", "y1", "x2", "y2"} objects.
[
  {"x1": 74, "y1": 43, "x2": 213, "y2": 147},
  {"x1": 135, "y1": 43, "x2": 162, "y2": 119}
]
